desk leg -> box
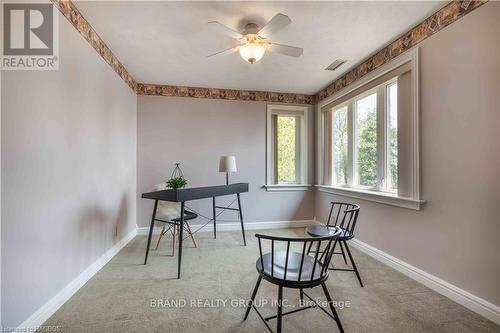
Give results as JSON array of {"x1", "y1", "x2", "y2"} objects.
[
  {"x1": 177, "y1": 202, "x2": 185, "y2": 279},
  {"x1": 212, "y1": 197, "x2": 217, "y2": 239},
  {"x1": 237, "y1": 193, "x2": 246, "y2": 246},
  {"x1": 144, "y1": 200, "x2": 158, "y2": 265}
]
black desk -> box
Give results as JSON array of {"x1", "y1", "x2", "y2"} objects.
[{"x1": 141, "y1": 183, "x2": 249, "y2": 278}]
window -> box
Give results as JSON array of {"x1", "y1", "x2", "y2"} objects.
[
  {"x1": 276, "y1": 115, "x2": 299, "y2": 183},
  {"x1": 329, "y1": 82, "x2": 395, "y2": 193},
  {"x1": 266, "y1": 105, "x2": 309, "y2": 191},
  {"x1": 318, "y1": 50, "x2": 422, "y2": 209},
  {"x1": 354, "y1": 92, "x2": 378, "y2": 188},
  {"x1": 332, "y1": 106, "x2": 348, "y2": 185},
  {"x1": 387, "y1": 82, "x2": 398, "y2": 191}
]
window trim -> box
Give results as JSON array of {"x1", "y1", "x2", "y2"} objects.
[
  {"x1": 266, "y1": 104, "x2": 309, "y2": 191},
  {"x1": 316, "y1": 48, "x2": 422, "y2": 210},
  {"x1": 315, "y1": 185, "x2": 425, "y2": 210},
  {"x1": 264, "y1": 184, "x2": 312, "y2": 191}
]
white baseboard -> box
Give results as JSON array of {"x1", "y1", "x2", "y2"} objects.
[
  {"x1": 350, "y1": 238, "x2": 500, "y2": 325},
  {"x1": 17, "y1": 228, "x2": 137, "y2": 330},
  {"x1": 136, "y1": 220, "x2": 314, "y2": 235}
]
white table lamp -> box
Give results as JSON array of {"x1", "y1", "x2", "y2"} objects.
[{"x1": 219, "y1": 155, "x2": 237, "y2": 185}]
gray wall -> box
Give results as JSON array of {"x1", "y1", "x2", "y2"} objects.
[
  {"x1": 137, "y1": 96, "x2": 315, "y2": 227},
  {"x1": 1, "y1": 14, "x2": 137, "y2": 327},
  {"x1": 316, "y1": 2, "x2": 500, "y2": 306}
]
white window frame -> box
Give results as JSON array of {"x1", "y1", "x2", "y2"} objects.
[
  {"x1": 316, "y1": 48, "x2": 424, "y2": 210},
  {"x1": 265, "y1": 104, "x2": 310, "y2": 191},
  {"x1": 330, "y1": 102, "x2": 350, "y2": 187},
  {"x1": 352, "y1": 86, "x2": 380, "y2": 190},
  {"x1": 334, "y1": 79, "x2": 398, "y2": 192}
]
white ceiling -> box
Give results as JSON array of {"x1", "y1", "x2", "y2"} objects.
[{"x1": 75, "y1": 1, "x2": 443, "y2": 95}]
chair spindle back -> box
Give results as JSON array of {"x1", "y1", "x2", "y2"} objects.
[
  {"x1": 255, "y1": 228, "x2": 341, "y2": 283},
  {"x1": 326, "y1": 202, "x2": 360, "y2": 236}
]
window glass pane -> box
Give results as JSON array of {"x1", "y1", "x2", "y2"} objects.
[
  {"x1": 332, "y1": 107, "x2": 348, "y2": 185},
  {"x1": 388, "y1": 83, "x2": 398, "y2": 190},
  {"x1": 355, "y1": 93, "x2": 377, "y2": 187},
  {"x1": 277, "y1": 115, "x2": 297, "y2": 183}
]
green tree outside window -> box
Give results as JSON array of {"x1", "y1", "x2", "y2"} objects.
[{"x1": 277, "y1": 116, "x2": 297, "y2": 183}]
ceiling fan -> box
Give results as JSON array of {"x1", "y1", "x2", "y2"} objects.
[{"x1": 207, "y1": 13, "x2": 303, "y2": 64}]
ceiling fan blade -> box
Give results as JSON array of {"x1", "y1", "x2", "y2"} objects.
[
  {"x1": 206, "y1": 46, "x2": 238, "y2": 58},
  {"x1": 258, "y1": 13, "x2": 291, "y2": 38},
  {"x1": 268, "y1": 43, "x2": 303, "y2": 57},
  {"x1": 207, "y1": 21, "x2": 242, "y2": 39}
]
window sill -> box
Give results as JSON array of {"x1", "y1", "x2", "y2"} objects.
[
  {"x1": 315, "y1": 185, "x2": 425, "y2": 210},
  {"x1": 264, "y1": 184, "x2": 312, "y2": 192}
]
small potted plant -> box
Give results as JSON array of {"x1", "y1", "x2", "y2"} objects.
[
  {"x1": 166, "y1": 176, "x2": 187, "y2": 189},
  {"x1": 166, "y1": 163, "x2": 188, "y2": 189}
]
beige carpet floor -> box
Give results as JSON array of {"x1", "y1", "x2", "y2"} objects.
[{"x1": 44, "y1": 228, "x2": 500, "y2": 333}]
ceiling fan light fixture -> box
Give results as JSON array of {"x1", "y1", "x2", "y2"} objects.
[
  {"x1": 238, "y1": 35, "x2": 267, "y2": 64},
  {"x1": 207, "y1": 14, "x2": 302, "y2": 64}
]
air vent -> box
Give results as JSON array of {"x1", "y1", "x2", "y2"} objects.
[{"x1": 325, "y1": 59, "x2": 347, "y2": 71}]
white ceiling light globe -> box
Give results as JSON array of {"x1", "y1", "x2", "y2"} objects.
[{"x1": 239, "y1": 41, "x2": 266, "y2": 64}]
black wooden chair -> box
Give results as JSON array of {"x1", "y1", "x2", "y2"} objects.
[
  {"x1": 306, "y1": 202, "x2": 363, "y2": 287},
  {"x1": 244, "y1": 227, "x2": 345, "y2": 333}
]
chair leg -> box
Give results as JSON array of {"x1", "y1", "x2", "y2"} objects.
[
  {"x1": 277, "y1": 285, "x2": 283, "y2": 333},
  {"x1": 321, "y1": 282, "x2": 344, "y2": 333},
  {"x1": 306, "y1": 241, "x2": 313, "y2": 255},
  {"x1": 299, "y1": 288, "x2": 304, "y2": 304},
  {"x1": 343, "y1": 241, "x2": 363, "y2": 287},
  {"x1": 244, "y1": 276, "x2": 262, "y2": 320},
  {"x1": 154, "y1": 225, "x2": 165, "y2": 251},
  {"x1": 338, "y1": 241, "x2": 348, "y2": 265},
  {"x1": 329, "y1": 240, "x2": 338, "y2": 269},
  {"x1": 171, "y1": 225, "x2": 177, "y2": 257},
  {"x1": 186, "y1": 223, "x2": 198, "y2": 248}
]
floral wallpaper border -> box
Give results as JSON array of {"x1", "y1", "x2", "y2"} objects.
[
  {"x1": 51, "y1": 0, "x2": 486, "y2": 105},
  {"x1": 316, "y1": 0, "x2": 487, "y2": 102},
  {"x1": 137, "y1": 83, "x2": 315, "y2": 105}
]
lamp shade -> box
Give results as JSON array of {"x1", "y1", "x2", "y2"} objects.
[{"x1": 219, "y1": 156, "x2": 237, "y2": 173}]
